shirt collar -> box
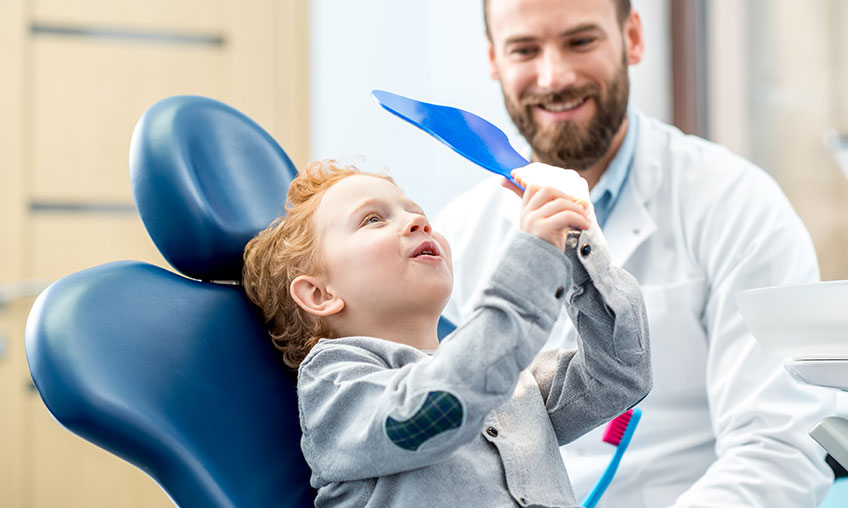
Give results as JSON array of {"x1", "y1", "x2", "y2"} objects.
[{"x1": 590, "y1": 108, "x2": 638, "y2": 228}]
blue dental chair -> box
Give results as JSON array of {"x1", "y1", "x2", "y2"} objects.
[{"x1": 25, "y1": 96, "x2": 316, "y2": 507}]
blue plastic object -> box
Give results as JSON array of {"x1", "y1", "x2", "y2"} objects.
[
  {"x1": 25, "y1": 95, "x2": 314, "y2": 508},
  {"x1": 820, "y1": 477, "x2": 848, "y2": 508},
  {"x1": 371, "y1": 90, "x2": 528, "y2": 187},
  {"x1": 582, "y1": 407, "x2": 642, "y2": 508}
]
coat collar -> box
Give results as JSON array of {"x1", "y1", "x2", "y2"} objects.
[
  {"x1": 496, "y1": 110, "x2": 665, "y2": 267},
  {"x1": 602, "y1": 110, "x2": 663, "y2": 267}
]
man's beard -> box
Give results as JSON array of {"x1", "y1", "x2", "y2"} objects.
[{"x1": 503, "y1": 56, "x2": 629, "y2": 171}]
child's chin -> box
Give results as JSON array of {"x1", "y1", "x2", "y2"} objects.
[{"x1": 435, "y1": 285, "x2": 454, "y2": 309}]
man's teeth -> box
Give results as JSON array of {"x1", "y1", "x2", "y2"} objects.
[{"x1": 542, "y1": 98, "x2": 586, "y2": 112}]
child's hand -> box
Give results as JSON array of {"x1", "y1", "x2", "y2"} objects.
[
  {"x1": 513, "y1": 166, "x2": 594, "y2": 251},
  {"x1": 509, "y1": 162, "x2": 596, "y2": 224}
]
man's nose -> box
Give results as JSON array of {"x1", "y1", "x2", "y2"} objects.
[
  {"x1": 405, "y1": 214, "x2": 431, "y2": 235},
  {"x1": 537, "y1": 48, "x2": 577, "y2": 91}
]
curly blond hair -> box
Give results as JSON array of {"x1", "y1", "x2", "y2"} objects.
[{"x1": 242, "y1": 159, "x2": 395, "y2": 369}]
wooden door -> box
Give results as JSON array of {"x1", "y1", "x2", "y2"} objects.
[{"x1": 0, "y1": 0, "x2": 308, "y2": 506}]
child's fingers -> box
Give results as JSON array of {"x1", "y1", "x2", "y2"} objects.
[
  {"x1": 545, "y1": 208, "x2": 591, "y2": 231},
  {"x1": 500, "y1": 177, "x2": 524, "y2": 198},
  {"x1": 513, "y1": 164, "x2": 595, "y2": 215},
  {"x1": 515, "y1": 165, "x2": 596, "y2": 249},
  {"x1": 520, "y1": 183, "x2": 544, "y2": 210},
  {"x1": 527, "y1": 196, "x2": 588, "y2": 220},
  {"x1": 520, "y1": 207, "x2": 590, "y2": 251},
  {"x1": 523, "y1": 203, "x2": 590, "y2": 234},
  {"x1": 521, "y1": 196, "x2": 591, "y2": 246},
  {"x1": 522, "y1": 185, "x2": 580, "y2": 215},
  {"x1": 523, "y1": 184, "x2": 597, "y2": 227},
  {"x1": 521, "y1": 183, "x2": 553, "y2": 208}
]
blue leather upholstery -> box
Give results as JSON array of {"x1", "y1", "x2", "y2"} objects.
[
  {"x1": 130, "y1": 96, "x2": 296, "y2": 282},
  {"x1": 25, "y1": 96, "x2": 315, "y2": 507},
  {"x1": 437, "y1": 315, "x2": 456, "y2": 341}
]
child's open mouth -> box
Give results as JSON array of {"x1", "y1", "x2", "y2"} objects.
[{"x1": 411, "y1": 241, "x2": 440, "y2": 259}]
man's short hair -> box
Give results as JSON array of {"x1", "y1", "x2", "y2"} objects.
[{"x1": 483, "y1": 0, "x2": 632, "y2": 41}]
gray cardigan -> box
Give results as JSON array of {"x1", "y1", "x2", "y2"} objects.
[{"x1": 297, "y1": 227, "x2": 652, "y2": 508}]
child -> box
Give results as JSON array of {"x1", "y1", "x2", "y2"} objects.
[{"x1": 242, "y1": 159, "x2": 651, "y2": 508}]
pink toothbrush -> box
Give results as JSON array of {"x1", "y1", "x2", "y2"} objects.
[{"x1": 582, "y1": 407, "x2": 642, "y2": 508}]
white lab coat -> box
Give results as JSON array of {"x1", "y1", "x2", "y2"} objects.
[{"x1": 434, "y1": 111, "x2": 836, "y2": 508}]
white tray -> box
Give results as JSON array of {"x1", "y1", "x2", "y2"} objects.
[{"x1": 736, "y1": 280, "x2": 848, "y2": 359}]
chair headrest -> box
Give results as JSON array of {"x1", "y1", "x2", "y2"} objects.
[{"x1": 129, "y1": 95, "x2": 297, "y2": 281}]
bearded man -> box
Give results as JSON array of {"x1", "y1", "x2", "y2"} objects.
[{"x1": 434, "y1": 0, "x2": 835, "y2": 506}]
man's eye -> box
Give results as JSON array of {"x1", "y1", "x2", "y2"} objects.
[
  {"x1": 571, "y1": 37, "x2": 597, "y2": 48},
  {"x1": 510, "y1": 46, "x2": 538, "y2": 58}
]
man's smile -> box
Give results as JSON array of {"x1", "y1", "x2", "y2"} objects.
[{"x1": 537, "y1": 95, "x2": 590, "y2": 113}]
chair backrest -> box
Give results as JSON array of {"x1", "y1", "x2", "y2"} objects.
[{"x1": 25, "y1": 95, "x2": 316, "y2": 508}]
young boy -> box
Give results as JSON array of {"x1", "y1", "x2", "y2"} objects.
[{"x1": 243, "y1": 159, "x2": 651, "y2": 508}]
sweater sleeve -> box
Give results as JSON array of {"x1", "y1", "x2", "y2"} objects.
[
  {"x1": 298, "y1": 232, "x2": 572, "y2": 482},
  {"x1": 529, "y1": 224, "x2": 652, "y2": 445}
]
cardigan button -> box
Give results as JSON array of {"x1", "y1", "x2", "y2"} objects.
[
  {"x1": 580, "y1": 243, "x2": 592, "y2": 257},
  {"x1": 485, "y1": 426, "x2": 498, "y2": 438},
  {"x1": 554, "y1": 286, "x2": 564, "y2": 299},
  {"x1": 519, "y1": 497, "x2": 527, "y2": 505}
]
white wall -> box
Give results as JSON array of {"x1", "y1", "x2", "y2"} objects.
[{"x1": 309, "y1": 0, "x2": 671, "y2": 215}]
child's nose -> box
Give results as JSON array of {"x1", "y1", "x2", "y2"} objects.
[{"x1": 406, "y1": 215, "x2": 431, "y2": 234}]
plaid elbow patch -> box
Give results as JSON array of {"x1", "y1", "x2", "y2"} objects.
[{"x1": 385, "y1": 391, "x2": 463, "y2": 451}]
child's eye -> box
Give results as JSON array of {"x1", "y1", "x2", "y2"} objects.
[{"x1": 362, "y1": 213, "x2": 383, "y2": 226}]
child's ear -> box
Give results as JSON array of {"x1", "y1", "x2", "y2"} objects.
[{"x1": 290, "y1": 275, "x2": 344, "y2": 317}]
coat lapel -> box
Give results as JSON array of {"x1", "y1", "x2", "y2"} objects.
[{"x1": 603, "y1": 112, "x2": 663, "y2": 267}]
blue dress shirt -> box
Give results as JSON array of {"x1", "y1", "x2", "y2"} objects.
[{"x1": 590, "y1": 109, "x2": 638, "y2": 228}]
